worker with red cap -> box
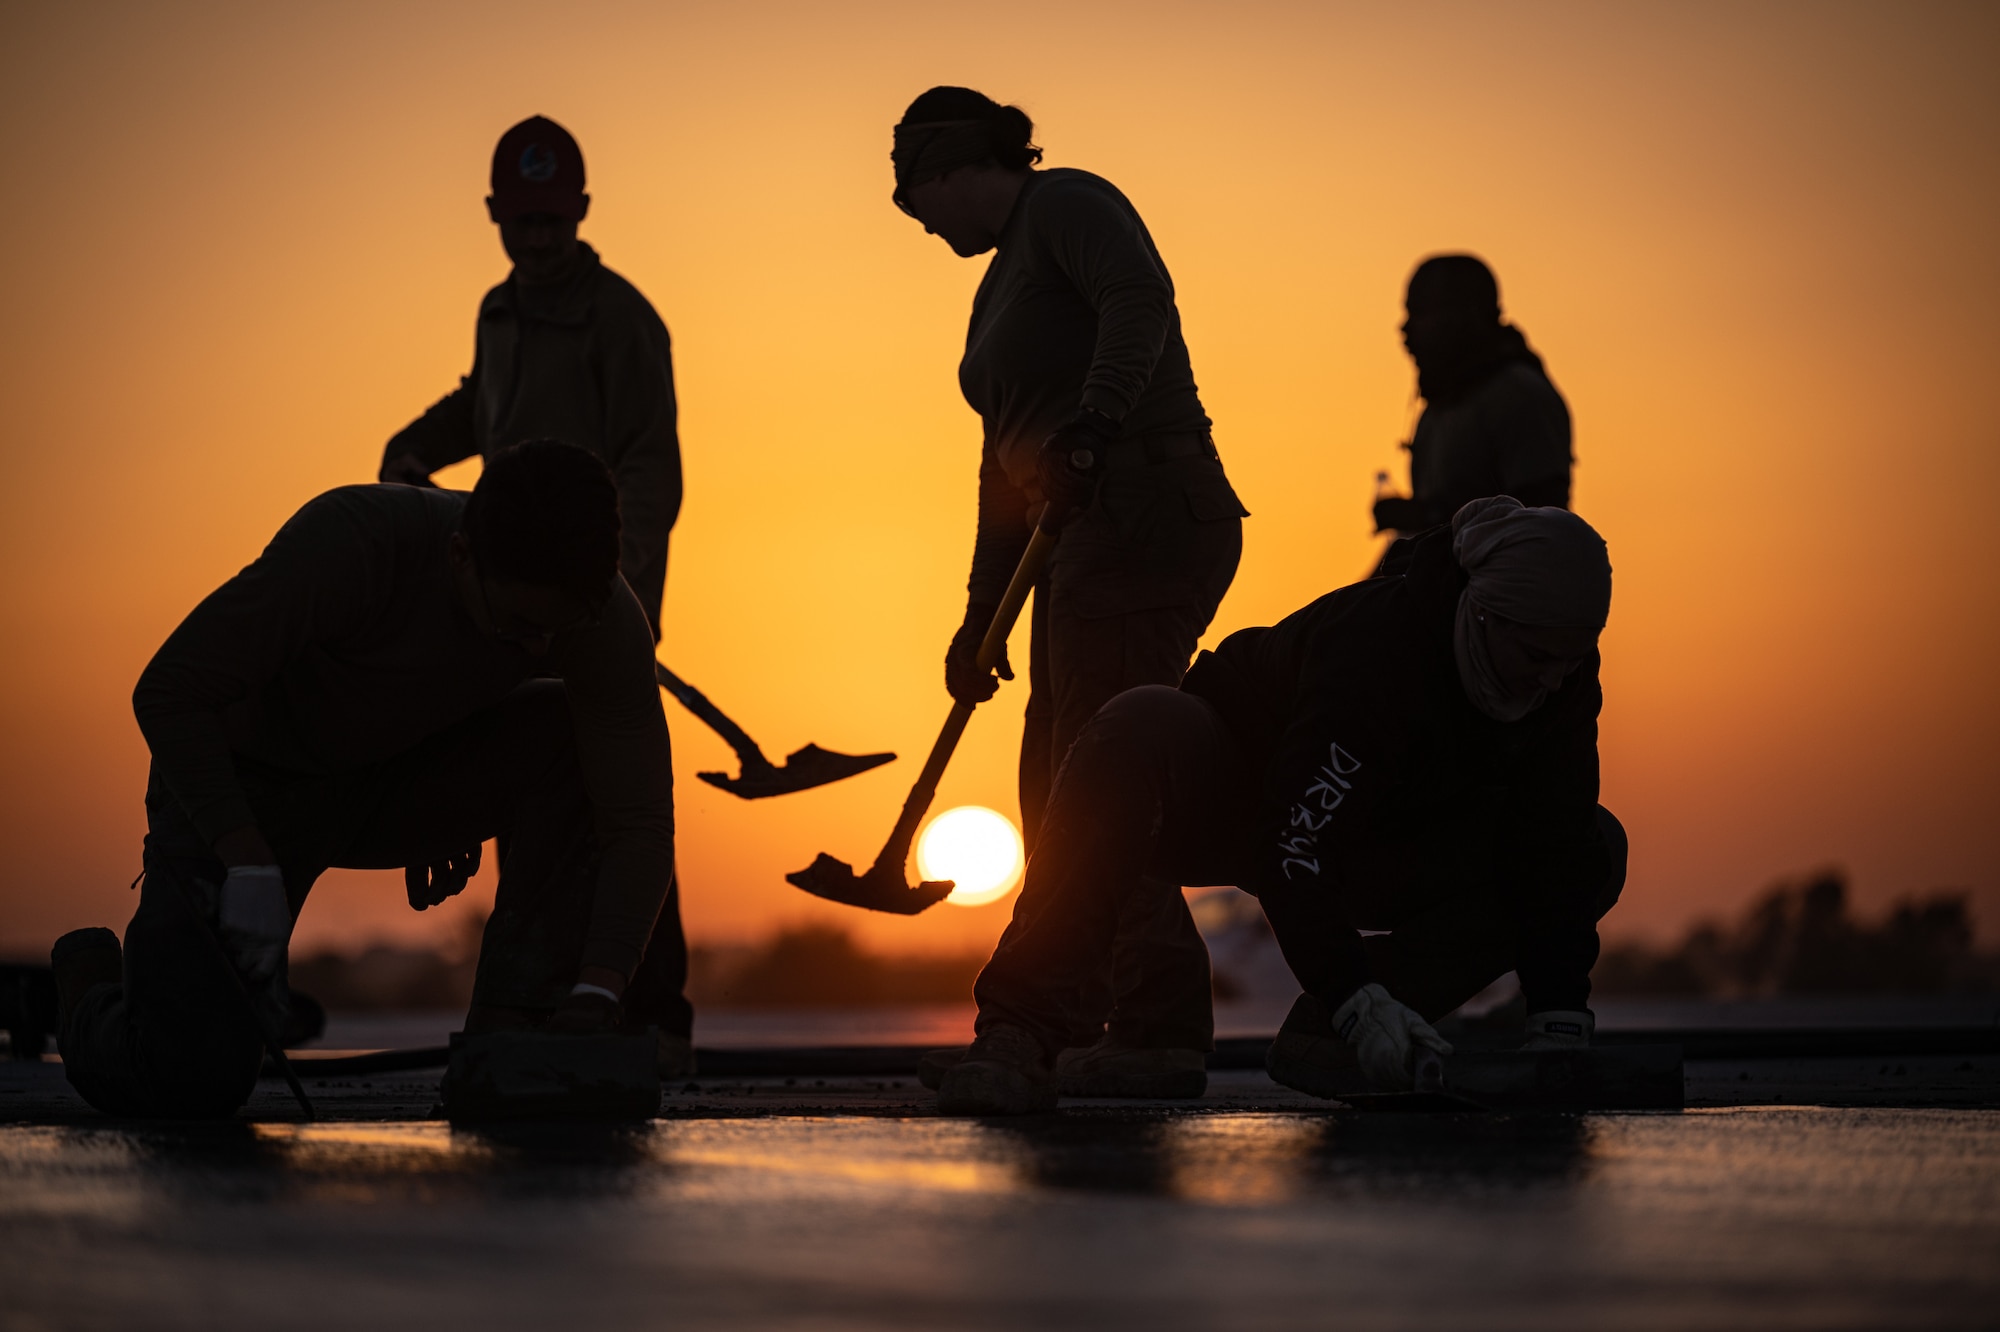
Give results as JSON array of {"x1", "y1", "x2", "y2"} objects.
[
  {"x1": 380, "y1": 116, "x2": 691, "y2": 1072},
  {"x1": 381, "y1": 116, "x2": 682, "y2": 640}
]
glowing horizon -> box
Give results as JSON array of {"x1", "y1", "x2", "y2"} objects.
[{"x1": 0, "y1": 2, "x2": 1994, "y2": 964}]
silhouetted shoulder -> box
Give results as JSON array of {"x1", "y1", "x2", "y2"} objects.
[
  {"x1": 273, "y1": 484, "x2": 463, "y2": 552},
  {"x1": 1477, "y1": 360, "x2": 1568, "y2": 418},
  {"x1": 1023, "y1": 168, "x2": 1142, "y2": 223},
  {"x1": 590, "y1": 262, "x2": 670, "y2": 340}
]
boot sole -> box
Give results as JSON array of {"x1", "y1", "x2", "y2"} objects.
[{"x1": 936, "y1": 1060, "x2": 1056, "y2": 1115}]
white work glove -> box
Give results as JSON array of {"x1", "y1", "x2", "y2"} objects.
[
  {"x1": 1522, "y1": 1009, "x2": 1594, "y2": 1050},
  {"x1": 218, "y1": 865, "x2": 292, "y2": 986},
  {"x1": 1334, "y1": 982, "x2": 1454, "y2": 1091}
]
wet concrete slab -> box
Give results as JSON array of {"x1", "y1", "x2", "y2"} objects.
[{"x1": 2, "y1": 1107, "x2": 1996, "y2": 1330}]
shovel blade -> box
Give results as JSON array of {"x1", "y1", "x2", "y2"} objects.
[
  {"x1": 785, "y1": 853, "x2": 954, "y2": 915},
  {"x1": 699, "y1": 744, "x2": 896, "y2": 800}
]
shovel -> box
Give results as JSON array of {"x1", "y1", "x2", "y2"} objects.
[
  {"x1": 787, "y1": 507, "x2": 1064, "y2": 913},
  {"x1": 657, "y1": 662, "x2": 895, "y2": 799}
]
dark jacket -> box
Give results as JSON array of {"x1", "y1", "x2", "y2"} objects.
[
  {"x1": 384, "y1": 243, "x2": 681, "y2": 634},
  {"x1": 1181, "y1": 526, "x2": 1608, "y2": 1011},
  {"x1": 1407, "y1": 358, "x2": 1571, "y2": 529},
  {"x1": 959, "y1": 169, "x2": 1245, "y2": 617},
  {"x1": 133, "y1": 485, "x2": 675, "y2": 979}
]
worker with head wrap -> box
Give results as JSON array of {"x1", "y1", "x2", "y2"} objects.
[
  {"x1": 936, "y1": 498, "x2": 1622, "y2": 1114},
  {"x1": 1372, "y1": 255, "x2": 1573, "y2": 543},
  {"x1": 891, "y1": 87, "x2": 1248, "y2": 1094}
]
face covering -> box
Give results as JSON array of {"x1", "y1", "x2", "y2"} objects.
[{"x1": 1450, "y1": 496, "x2": 1613, "y2": 721}]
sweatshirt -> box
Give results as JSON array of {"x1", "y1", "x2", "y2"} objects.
[{"x1": 132, "y1": 484, "x2": 675, "y2": 979}]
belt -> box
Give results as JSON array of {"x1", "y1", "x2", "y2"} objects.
[{"x1": 1100, "y1": 431, "x2": 1218, "y2": 467}]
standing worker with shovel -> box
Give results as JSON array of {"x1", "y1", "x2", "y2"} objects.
[{"x1": 886, "y1": 87, "x2": 1248, "y2": 1094}]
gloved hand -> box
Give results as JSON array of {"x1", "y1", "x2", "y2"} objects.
[
  {"x1": 1521, "y1": 1009, "x2": 1594, "y2": 1050},
  {"x1": 546, "y1": 985, "x2": 622, "y2": 1034},
  {"x1": 218, "y1": 865, "x2": 291, "y2": 984},
  {"x1": 405, "y1": 844, "x2": 483, "y2": 911},
  {"x1": 1333, "y1": 982, "x2": 1454, "y2": 1091},
  {"x1": 1371, "y1": 495, "x2": 1430, "y2": 534},
  {"x1": 945, "y1": 603, "x2": 1012, "y2": 705},
  {"x1": 1035, "y1": 408, "x2": 1118, "y2": 509}
]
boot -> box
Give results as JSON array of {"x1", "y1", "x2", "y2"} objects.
[
  {"x1": 936, "y1": 1023, "x2": 1056, "y2": 1115},
  {"x1": 51, "y1": 928, "x2": 123, "y2": 1029},
  {"x1": 1264, "y1": 992, "x2": 1362, "y2": 1099},
  {"x1": 1056, "y1": 1035, "x2": 1206, "y2": 1098},
  {"x1": 656, "y1": 1031, "x2": 696, "y2": 1079},
  {"x1": 916, "y1": 1045, "x2": 967, "y2": 1090}
]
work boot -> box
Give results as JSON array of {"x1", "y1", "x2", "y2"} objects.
[
  {"x1": 1056, "y1": 1036, "x2": 1207, "y2": 1099},
  {"x1": 51, "y1": 928, "x2": 123, "y2": 1029},
  {"x1": 1264, "y1": 992, "x2": 1362, "y2": 1099},
  {"x1": 936, "y1": 1023, "x2": 1056, "y2": 1115},
  {"x1": 657, "y1": 1031, "x2": 696, "y2": 1079},
  {"x1": 916, "y1": 1045, "x2": 967, "y2": 1090}
]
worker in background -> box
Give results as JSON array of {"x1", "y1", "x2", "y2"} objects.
[
  {"x1": 937, "y1": 498, "x2": 1623, "y2": 1114},
  {"x1": 893, "y1": 87, "x2": 1249, "y2": 1098},
  {"x1": 52, "y1": 444, "x2": 680, "y2": 1118},
  {"x1": 1371, "y1": 255, "x2": 1572, "y2": 544},
  {"x1": 380, "y1": 115, "x2": 682, "y2": 636},
  {"x1": 379, "y1": 116, "x2": 689, "y2": 1064}
]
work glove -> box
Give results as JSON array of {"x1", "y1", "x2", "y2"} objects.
[
  {"x1": 945, "y1": 603, "x2": 1012, "y2": 705},
  {"x1": 405, "y1": 844, "x2": 483, "y2": 911},
  {"x1": 1035, "y1": 408, "x2": 1118, "y2": 509},
  {"x1": 1333, "y1": 982, "x2": 1454, "y2": 1091},
  {"x1": 1521, "y1": 1009, "x2": 1594, "y2": 1051},
  {"x1": 218, "y1": 864, "x2": 292, "y2": 1029},
  {"x1": 546, "y1": 984, "x2": 622, "y2": 1034},
  {"x1": 1371, "y1": 495, "x2": 1430, "y2": 535}
]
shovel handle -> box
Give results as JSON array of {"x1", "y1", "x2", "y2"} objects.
[{"x1": 868, "y1": 511, "x2": 1066, "y2": 878}]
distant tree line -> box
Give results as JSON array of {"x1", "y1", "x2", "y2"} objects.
[{"x1": 1593, "y1": 870, "x2": 1998, "y2": 996}]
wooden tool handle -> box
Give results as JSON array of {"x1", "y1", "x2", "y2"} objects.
[{"x1": 868, "y1": 509, "x2": 1066, "y2": 878}]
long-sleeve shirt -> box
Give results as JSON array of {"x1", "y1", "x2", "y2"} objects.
[
  {"x1": 1180, "y1": 527, "x2": 1609, "y2": 1012},
  {"x1": 132, "y1": 485, "x2": 675, "y2": 978},
  {"x1": 1407, "y1": 361, "x2": 1572, "y2": 528},
  {"x1": 384, "y1": 242, "x2": 682, "y2": 635},
  {"x1": 957, "y1": 169, "x2": 1234, "y2": 610}
]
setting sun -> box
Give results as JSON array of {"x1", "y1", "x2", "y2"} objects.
[{"x1": 916, "y1": 806, "x2": 1025, "y2": 908}]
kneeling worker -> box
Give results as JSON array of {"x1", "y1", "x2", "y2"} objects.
[
  {"x1": 940, "y1": 497, "x2": 1620, "y2": 1114},
  {"x1": 52, "y1": 442, "x2": 679, "y2": 1118}
]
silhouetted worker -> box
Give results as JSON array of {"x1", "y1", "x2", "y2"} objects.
[
  {"x1": 379, "y1": 116, "x2": 690, "y2": 1065},
  {"x1": 893, "y1": 86, "x2": 1249, "y2": 1094},
  {"x1": 1372, "y1": 255, "x2": 1572, "y2": 541},
  {"x1": 50, "y1": 444, "x2": 684, "y2": 1119},
  {"x1": 380, "y1": 116, "x2": 682, "y2": 638},
  {"x1": 937, "y1": 498, "x2": 1623, "y2": 1114}
]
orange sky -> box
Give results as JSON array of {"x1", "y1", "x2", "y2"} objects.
[{"x1": 1, "y1": 1, "x2": 1995, "y2": 964}]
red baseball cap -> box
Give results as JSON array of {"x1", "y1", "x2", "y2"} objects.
[{"x1": 489, "y1": 116, "x2": 587, "y2": 222}]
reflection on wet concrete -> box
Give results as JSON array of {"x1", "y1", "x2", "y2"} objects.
[{"x1": 3, "y1": 1109, "x2": 1996, "y2": 1329}]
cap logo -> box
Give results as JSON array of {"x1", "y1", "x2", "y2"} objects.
[{"x1": 518, "y1": 143, "x2": 560, "y2": 184}]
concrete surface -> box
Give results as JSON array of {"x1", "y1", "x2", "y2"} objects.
[{"x1": 2, "y1": 1106, "x2": 1996, "y2": 1330}]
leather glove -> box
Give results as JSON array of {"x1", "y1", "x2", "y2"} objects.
[
  {"x1": 546, "y1": 987, "x2": 622, "y2": 1034},
  {"x1": 1371, "y1": 495, "x2": 1430, "y2": 534},
  {"x1": 405, "y1": 844, "x2": 483, "y2": 911},
  {"x1": 1333, "y1": 982, "x2": 1454, "y2": 1091},
  {"x1": 1521, "y1": 1009, "x2": 1594, "y2": 1050},
  {"x1": 1035, "y1": 408, "x2": 1118, "y2": 509},
  {"x1": 945, "y1": 603, "x2": 1012, "y2": 705}
]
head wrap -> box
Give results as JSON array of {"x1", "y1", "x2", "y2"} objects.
[
  {"x1": 1450, "y1": 497, "x2": 1612, "y2": 721},
  {"x1": 891, "y1": 119, "x2": 997, "y2": 204}
]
